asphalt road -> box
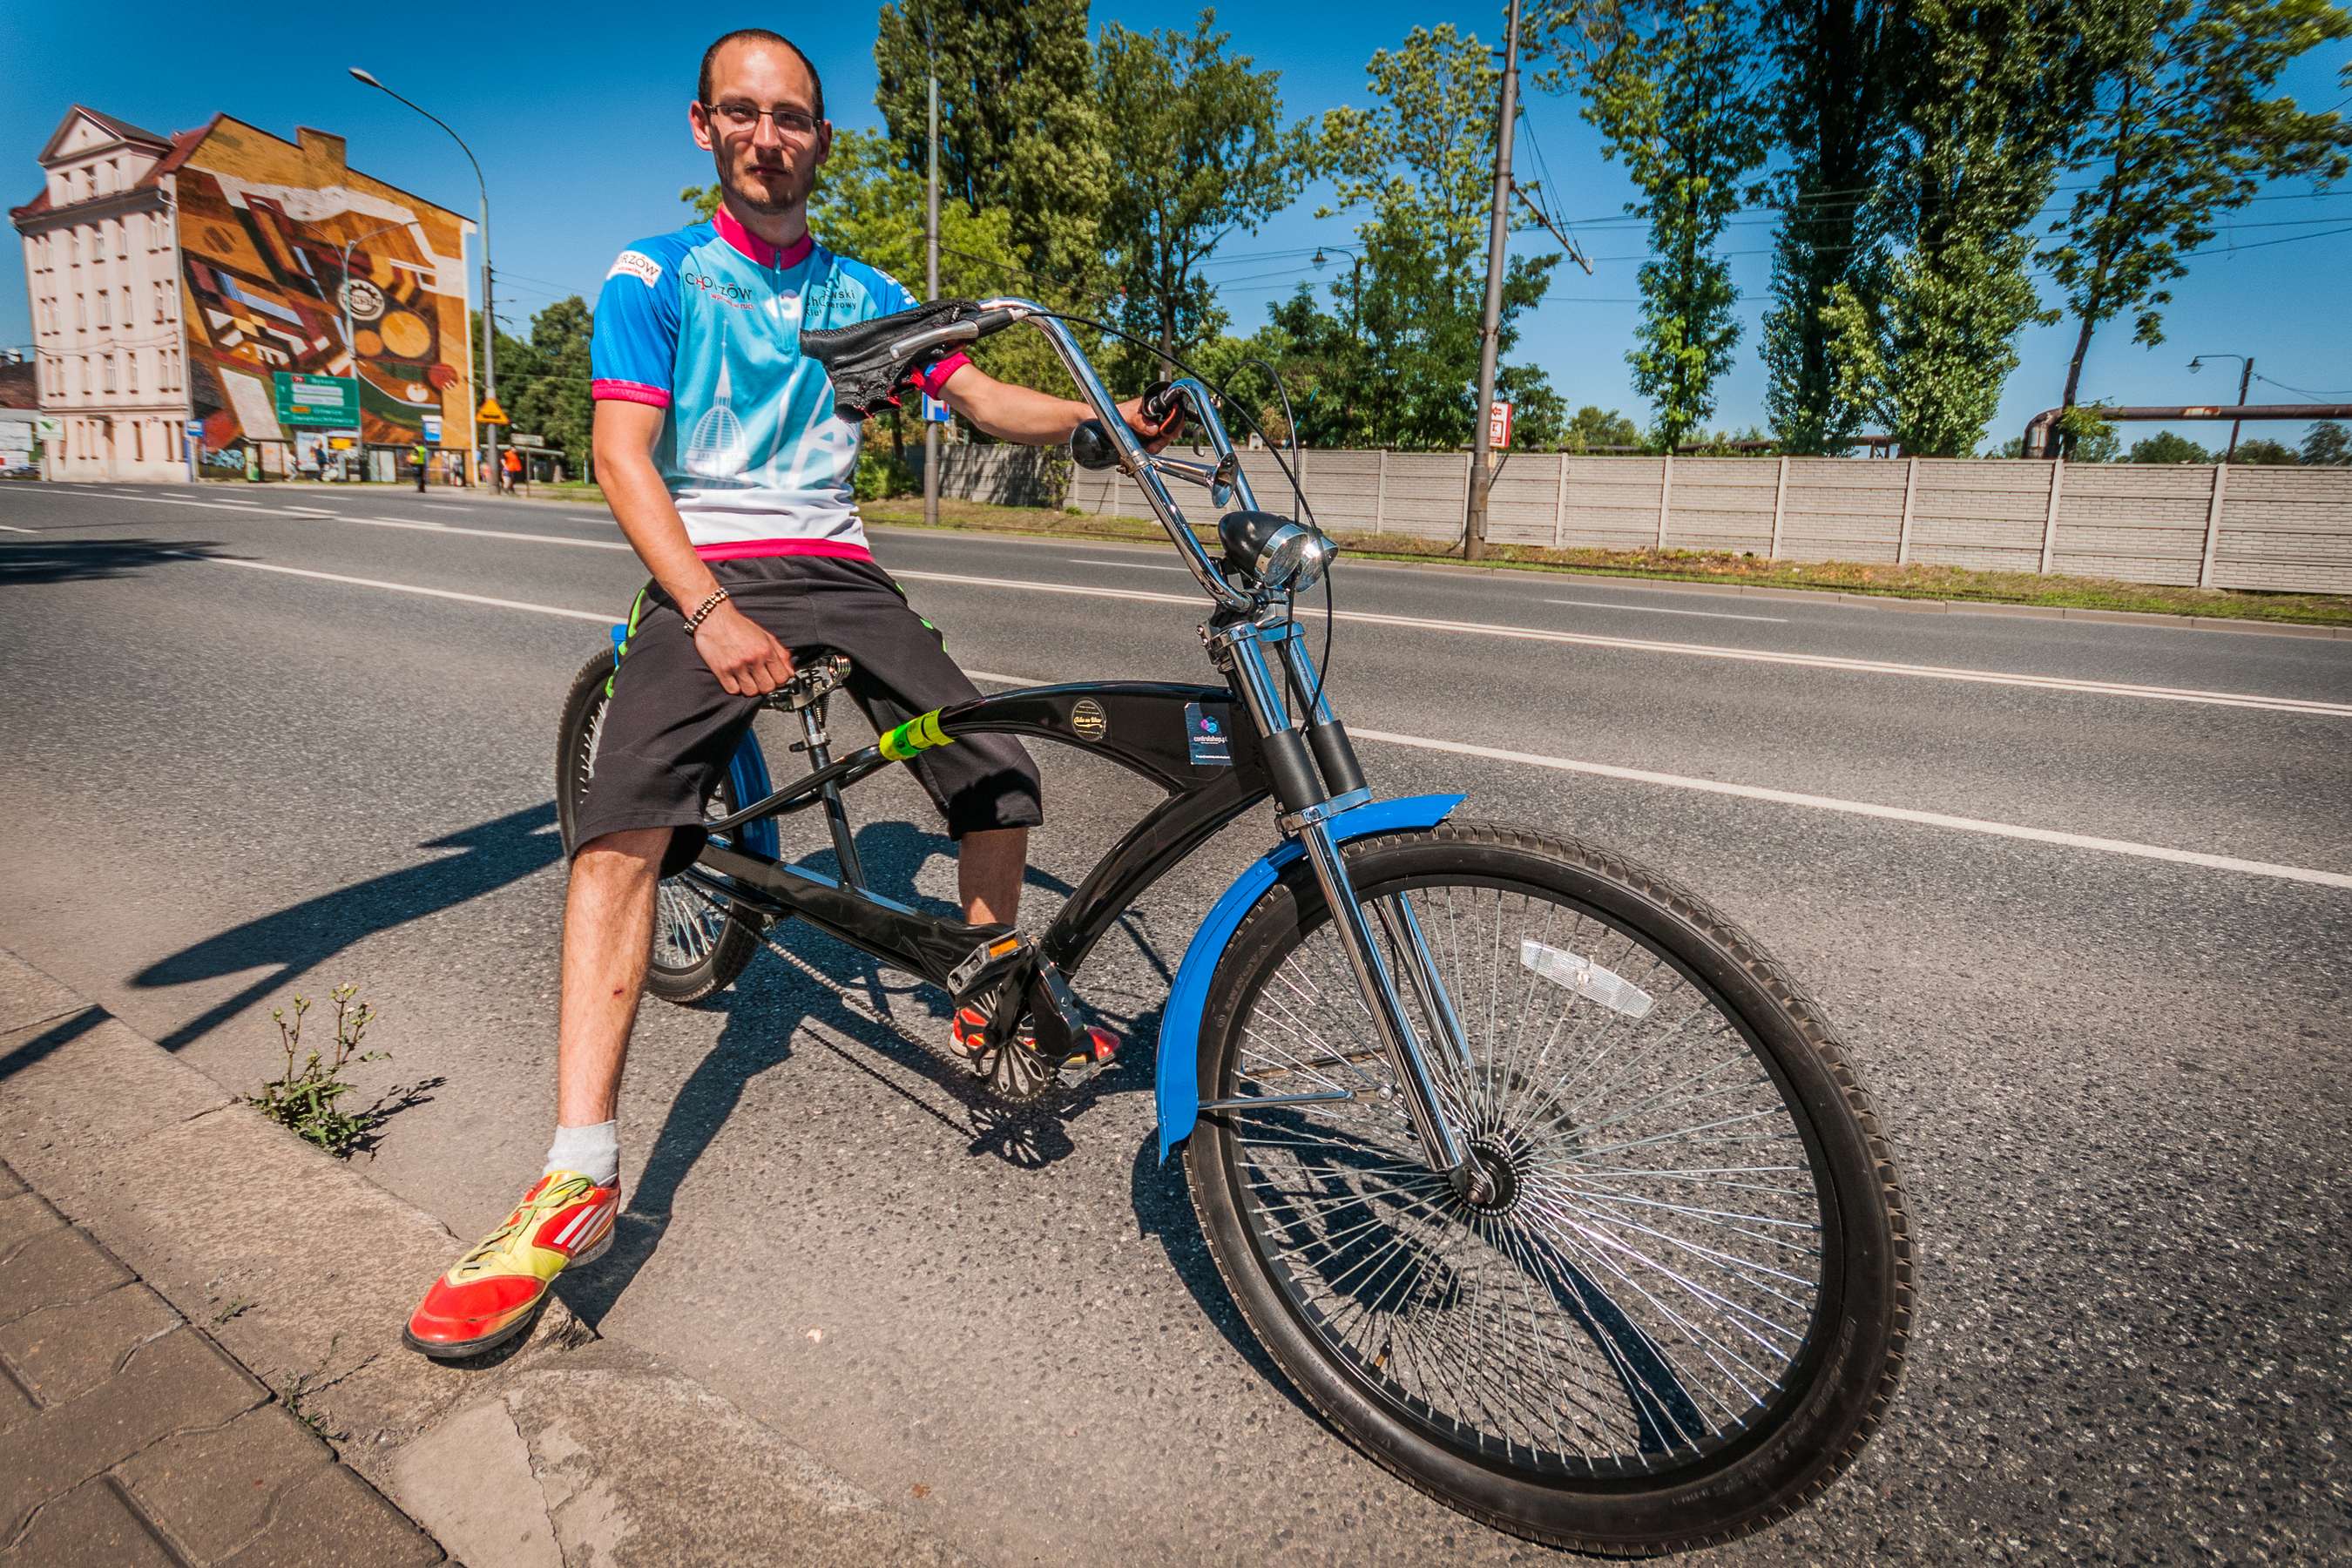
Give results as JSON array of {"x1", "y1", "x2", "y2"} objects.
[{"x1": 2, "y1": 479, "x2": 2347, "y2": 1565}]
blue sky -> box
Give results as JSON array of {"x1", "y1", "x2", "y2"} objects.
[{"x1": 6, "y1": 0, "x2": 2348, "y2": 452}]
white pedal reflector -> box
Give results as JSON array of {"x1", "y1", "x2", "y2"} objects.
[{"x1": 1520, "y1": 940, "x2": 1653, "y2": 1018}]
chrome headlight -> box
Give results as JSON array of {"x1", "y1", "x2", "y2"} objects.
[{"x1": 1218, "y1": 510, "x2": 1335, "y2": 594}]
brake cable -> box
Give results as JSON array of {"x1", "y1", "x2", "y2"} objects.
[{"x1": 1028, "y1": 311, "x2": 1337, "y2": 717}]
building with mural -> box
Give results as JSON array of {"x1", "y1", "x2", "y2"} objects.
[{"x1": 10, "y1": 106, "x2": 476, "y2": 483}]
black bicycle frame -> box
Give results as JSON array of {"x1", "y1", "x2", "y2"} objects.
[{"x1": 679, "y1": 679, "x2": 1273, "y2": 1001}]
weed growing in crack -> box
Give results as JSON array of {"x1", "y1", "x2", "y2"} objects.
[
  {"x1": 278, "y1": 1335, "x2": 341, "y2": 1439},
  {"x1": 246, "y1": 985, "x2": 442, "y2": 1158}
]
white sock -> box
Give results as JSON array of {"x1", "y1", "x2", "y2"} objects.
[{"x1": 544, "y1": 1120, "x2": 619, "y2": 1187}]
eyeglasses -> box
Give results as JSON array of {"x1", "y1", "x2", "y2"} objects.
[{"x1": 702, "y1": 101, "x2": 821, "y2": 139}]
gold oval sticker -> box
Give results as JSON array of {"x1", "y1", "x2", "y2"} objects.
[{"x1": 1070, "y1": 698, "x2": 1109, "y2": 742}]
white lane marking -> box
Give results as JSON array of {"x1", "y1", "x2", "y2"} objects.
[
  {"x1": 950, "y1": 667, "x2": 2351, "y2": 892},
  {"x1": 38, "y1": 487, "x2": 2343, "y2": 714},
  {"x1": 1545, "y1": 596, "x2": 1787, "y2": 624},
  {"x1": 1346, "y1": 727, "x2": 2352, "y2": 892},
  {"x1": 189, "y1": 554, "x2": 614, "y2": 623},
  {"x1": 1070, "y1": 557, "x2": 1191, "y2": 572},
  {"x1": 889, "y1": 570, "x2": 2352, "y2": 717},
  {"x1": 51, "y1": 485, "x2": 630, "y2": 550},
  {"x1": 0, "y1": 522, "x2": 36, "y2": 534}
]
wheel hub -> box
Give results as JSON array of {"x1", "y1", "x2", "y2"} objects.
[{"x1": 1460, "y1": 1138, "x2": 1526, "y2": 1215}]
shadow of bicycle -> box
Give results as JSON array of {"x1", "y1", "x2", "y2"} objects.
[{"x1": 0, "y1": 537, "x2": 224, "y2": 586}]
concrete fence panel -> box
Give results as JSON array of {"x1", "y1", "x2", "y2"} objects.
[
  {"x1": 1562, "y1": 456, "x2": 1667, "y2": 551},
  {"x1": 2051, "y1": 463, "x2": 2213, "y2": 585},
  {"x1": 2210, "y1": 467, "x2": 2352, "y2": 591},
  {"x1": 1779, "y1": 460, "x2": 1910, "y2": 563},
  {"x1": 1662, "y1": 456, "x2": 1779, "y2": 554},
  {"x1": 1904, "y1": 460, "x2": 2051, "y2": 572}
]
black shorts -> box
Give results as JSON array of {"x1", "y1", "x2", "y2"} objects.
[{"x1": 573, "y1": 554, "x2": 1043, "y2": 876}]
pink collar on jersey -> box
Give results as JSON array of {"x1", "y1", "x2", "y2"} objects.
[{"x1": 713, "y1": 206, "x2": 814, "y2": 268}]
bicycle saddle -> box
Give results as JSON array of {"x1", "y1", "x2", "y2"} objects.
[{"x1": 801, "y1": 299, "x2": 985, "y2": 422}]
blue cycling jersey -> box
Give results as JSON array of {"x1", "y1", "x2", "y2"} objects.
[{"x1": 589, "y1": 206, "x2": 967, "y2": 562}]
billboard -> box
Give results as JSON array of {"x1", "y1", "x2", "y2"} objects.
[{"x1": 174, "y1": 119, "x2": 473, "y2": 458}]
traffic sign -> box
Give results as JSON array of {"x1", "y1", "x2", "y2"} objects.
[
  {"x1": 476, "y1": 396, "x2": 510, "y2": 425},
  {"x1": 274, "y1": 372, "x2": 360, "y2": 429},
  {"x1": 1487, "y1": 400, "x2": 1514, "y2": 450}
]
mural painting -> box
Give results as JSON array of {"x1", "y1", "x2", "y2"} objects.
[{"x1": 173, "y1": 118, "x2": 473, "y2": 463}]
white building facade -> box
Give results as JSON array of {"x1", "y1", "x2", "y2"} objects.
[{"x1": 11, "y1": 109, "x2": 198, "y2": 482}]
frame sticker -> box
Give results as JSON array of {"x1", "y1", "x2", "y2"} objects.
[
  {"x1": 1070, "y1": 698, "x2": 1110, "y2": 743},
  {"x1": 1183, "y1": 702, "x2": 1232, "y2": 767}
]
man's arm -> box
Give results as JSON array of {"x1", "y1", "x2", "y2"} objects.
[
  {"x1": 591, "y1": 400, "x2": 794, "y2": 696},
  {"x1": 932, "y1": 363, "x2": 1178, "y2": 449}
]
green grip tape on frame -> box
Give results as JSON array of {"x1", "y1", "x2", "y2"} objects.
[{"x1": 879, "y1": 709, "x2": 954, "y2": 761}]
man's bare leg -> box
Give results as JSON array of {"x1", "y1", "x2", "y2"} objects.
[
  {"x1": 556, "y1": 827, "x2": 667, "y2": 1125},
  {"x1": 957, "y1": 826, "x2": 1029, "y2": 928}
]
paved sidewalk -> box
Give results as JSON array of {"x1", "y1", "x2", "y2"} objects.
[
  {"x1": 0, "y1": 950, "x2": 969, "y2": 1567},
  {"x1": 0, "y1": 1154, "x2": 441, "y2": 1566}
]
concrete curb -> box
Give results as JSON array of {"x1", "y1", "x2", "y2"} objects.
[{"x1": 0, "y1": 950, "x2": 973, "y2": 1568}]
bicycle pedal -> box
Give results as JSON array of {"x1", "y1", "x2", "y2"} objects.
[{"x1": 1053, "y1": 1027, "x2": 1120, "y2": 1089}]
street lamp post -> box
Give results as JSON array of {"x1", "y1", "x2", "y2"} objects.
[
  {"x1": 339, "y1": 220, "x2": 405, "y2": 482},
  {"x1": 1311, "y1": 246, "x2": 1362, "y2": 335},
  {"x1": 349, "y1": 68, "x2": 496, "y2": 491},
  {"x1": 2188, "y1": 354, "x2": 2255, "y2": 462}
]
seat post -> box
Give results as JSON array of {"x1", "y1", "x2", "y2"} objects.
[{"x1": 774, "y1": 653, "x2": 865, "y2": 889}]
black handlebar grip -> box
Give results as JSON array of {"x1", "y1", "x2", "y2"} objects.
[
  {"x1": 1139, "y1": 380, "x2": 1184, "y2": 425},
  {"x1": 1069, "y1": 419, "x2": 1121, "y2": 471}
]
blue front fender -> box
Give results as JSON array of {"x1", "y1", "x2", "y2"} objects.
[{"x1": 1154, "y1": 793, "x2": 1463, "y2": 1162}]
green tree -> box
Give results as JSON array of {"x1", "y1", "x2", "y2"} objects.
[
  {"x1": 2302, "y1": 419, "x2": 2350, "y2": 464},
  {"x1": 2129, "y1": 429, "x2": 2213, "y2": 462},
  {"x1": 2055, "y1": 403, "x2": 2124, "y2": 461},
  {"x1": 1315, "y1": 24, "x2": 1564, "y2": 449},
  {"x1": 1823, "y1": 0, "x2": 2105, "y2": 456},
  {"x1": 2045, "y1": 0, "x2": 2351, "y2": 412},
  {"x1": 1570, "y1": 0, "x2": 1777, "y2": 450},
  {"x1": 874, "y1": 0, "x2": 1110, "y2": 297},
  {"x1": 505, "y1": 296, "x2": 594, "y2": 479},
  {"x1": 1754, "y1": 0, "x2": 1898, "y2": 452},
  {"x1": 1095, "y1": 11, "x2": 1311, "y2": 371},
  {"x1": 2231, "y1": 436, "x2": 2301, "y2": 464},
  {"x1": 1560, "y1": 404, "x2": 1646, "y2": 451}
]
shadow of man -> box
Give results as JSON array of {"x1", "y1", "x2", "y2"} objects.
[
  {"x1": 130, "y1": 801, "x2": 564, "y2": 1051},
  {"x1": 0, "y1": 537, "x2": 224, "y2": 588}
]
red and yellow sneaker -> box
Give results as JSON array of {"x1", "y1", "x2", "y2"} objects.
[
  {"x1": 949, "y1": 1006, "x2": 1119, "y2": 1086},
  {"x1": 402, "y1": 1171, "x2": 618, "y2": 1359}
]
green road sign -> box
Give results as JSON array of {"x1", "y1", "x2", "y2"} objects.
[{"x1": 274, "y1": 372, "x2": 359, "y2": 429}]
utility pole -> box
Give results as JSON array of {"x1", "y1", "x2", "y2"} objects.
[
  {"x1": 2230, "y1": 356, "x2": 2254, "y2": 462},
  {"x1": 1463, "y1": 0, "x2": 1524, "y2": 562},
  {"x1": 2188, "y1": 353, "x2": 2256, "y2": 462},
  {"x1": 923, "y1": 66, "x2": 942, "y2": 529}
]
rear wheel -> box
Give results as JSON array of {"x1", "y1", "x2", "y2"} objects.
[
  {"x1": 556, "y1": 647, "x2": 761, "y2": 1005},
  {"x1": 1185, "y1": 821, "x2": 1909, "y2": 1555}
]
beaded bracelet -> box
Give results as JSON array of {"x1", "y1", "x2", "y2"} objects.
[{"x1": 681, "y1": 587, "x2": 731, "y2": 636}]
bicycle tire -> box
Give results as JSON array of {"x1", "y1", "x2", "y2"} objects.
[
  {"x1": 1184, "y1": 821, "x2": 1910, "y2": 1555},
  {"x1": 555, "y1": 646, "x2": 761, "y2": 1005}
]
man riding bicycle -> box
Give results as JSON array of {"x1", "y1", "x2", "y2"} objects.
[{"x1": 404, "y1": 27, "x2": 1177, "y2": 1357}]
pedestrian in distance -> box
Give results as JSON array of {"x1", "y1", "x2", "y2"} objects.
[{"x1": 411, "y1": 441, "x2": 428, "y2": 492}]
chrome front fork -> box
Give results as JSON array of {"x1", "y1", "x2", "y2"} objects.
[{"x1": 1215, "y1": 617, "x2": 1483, "y2": 1195}]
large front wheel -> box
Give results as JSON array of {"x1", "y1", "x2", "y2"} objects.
[{"x1": 1185, "y1": 822, "x2": 1910, "y2": 1555}]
